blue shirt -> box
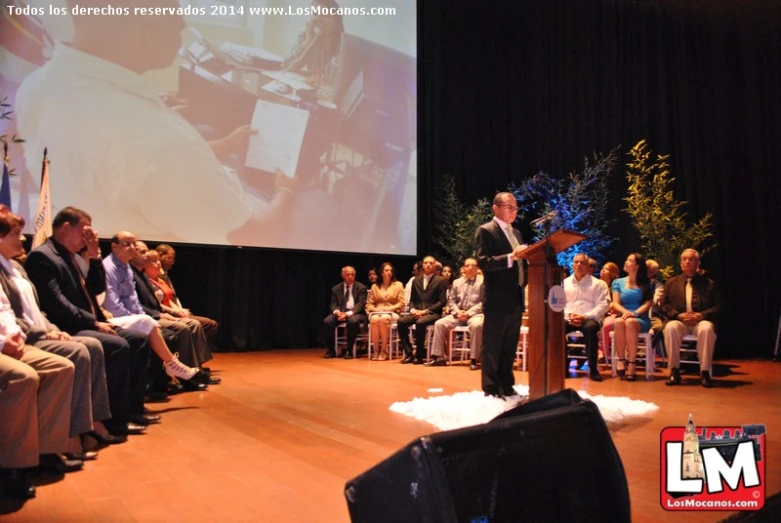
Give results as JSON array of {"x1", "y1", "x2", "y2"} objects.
[{"x1": 102, "y1": 254, "x2": 145, "y2": 317}]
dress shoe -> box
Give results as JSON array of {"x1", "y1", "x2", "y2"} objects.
[
  {"x1": 412, "y1": 358, "x2": 424, "y2": 365},
  {"x1": 400, "y1": 354, "x2": 415, "y2": 364},
  {"x1": 424, "y1": 357, "x2": 447, "y2": 367},
  {"x1": 666, "y1": 367, "x2": 681, "y2": 386},
  {"x1": 342, "y1": 350, "x2": 353, "y2": 359},
  {"x1": 180, "y1": 378, "x2": 208, "y2": 392},
  {"x1": 83, "y1": 431, "x2": 127, "y2": 446},
  {"x1": 200, "y1": 366, "x2": 212, "y2": 375},
  {"x1": 38, "y1": 454, "x2": 83, "y2": 474},
  {"x1": 701, "y1": 371, "x2": 713, "y2": 388},
  {"x1": 106, "y1": 422, "x2": 146, "y2": 436},
  {"x1": 323, "y1": 350, "x2": 337, "y2": 359},
  {"x1": 128, "y1": 414, "x2": 161, "y2": 426},
  {"x1": 65, "y1": 450, "x2": 98, "y2": 461},
  {"x1": 145, "y1": 390, "x2": 169, "y2": 402},
  {"x1": 0, "y1": 469, "x2": 36, "y2": 499},
  {"x1": 194, "y1": 369, "x2": 219, "y2": 385},
  {"x1": 589, "y1": 370, "x2": 603, "y2": 382},
  {"x1": 167, "y1": 381, "x2": 185, "y2": 395},
  {"x1": 484, "y1": 391, "x2": 506, "y2": 400},
  {"x1": 470, "y1": 359, "x2": 480, "y2": 371}
]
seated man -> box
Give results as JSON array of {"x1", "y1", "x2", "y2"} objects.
[
  {"x1": 25, "y1": 207, "x2": 150, "y2": 437},
  {"x1": 322, "y1": 266, "x2": 367, "y2": 359},
  {"x1": 155, "y1": 244, "x2": 220, "y2": 349},
  {"x1": 398, "y1": 256, "x2": 448, "y2": 365},
  {"x1": 562, "y1": 253, "x2": 610, "y2": 381},
  {"x1": 0, "y1": 205, "x2": 119, "y2": 455},
  {"x1": 103, "y1": 231, "x2": 204, "y2": 389},
  {"x1": 0, "y1": 287, "x2": 77, "y2": 499},
  {"x1": 662, "y1": 249, "x2": 720, "y2": 388},
  {"x1": 426, "y1": 257, "x2": 484, "y2": 369}
]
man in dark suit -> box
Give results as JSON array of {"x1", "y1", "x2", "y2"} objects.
[
  {"x1": 661, "y1": 248, "x2": 720, "y2": 388},
  {"x1": 397, "y1": 256, "x2": 448, "y2": 365},
  {"x1": 24, "y1": 207, "x2": 152, "y2": 436},
  {"x1": 322, "y1": 266, "x2": 368, "y2": 359},
  {"x1": 475, "y1": 192, "x2": 528, "y2": 398}
]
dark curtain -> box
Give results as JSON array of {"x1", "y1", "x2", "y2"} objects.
[
  {"x1": 418, "y1": 0, "x2": 781, "y2": 358},
  {"x1": 156, "y1": 0, "x2": 778, "y2": 359}
]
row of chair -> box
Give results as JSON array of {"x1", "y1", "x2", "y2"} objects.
[
  {"x1": 335, "y1": 319, "x2": 529, "y2": 370},
  {"x1": 566, "y1": 329, "x2": 700, "y2": 379}
]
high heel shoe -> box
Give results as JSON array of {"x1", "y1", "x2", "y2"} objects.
[
  {"x1": 376, "y1": 352, "x2": 388, "y2": 361},
  {"x1": 626, "y1": 361, "x2": 637, "y2": 382},
  {"x1": 616, "y1": 359, "x2": 627, "y2": 380}
]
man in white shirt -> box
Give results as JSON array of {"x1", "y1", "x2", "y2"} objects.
[
  {"x1": 563, "y1": 253, "x2": 610, "y2": 381},
  {"x1": 15, "y1": 0, "x2": 294, "y2": 246}
]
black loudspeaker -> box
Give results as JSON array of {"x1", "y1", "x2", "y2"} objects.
[{"x1": 344, "y1": 389, "x2": 630, "y2": 523}]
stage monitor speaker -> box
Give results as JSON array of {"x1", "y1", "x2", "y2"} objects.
[{"x1": 344, "y1": 389, "x2": 630, "y2": 523}]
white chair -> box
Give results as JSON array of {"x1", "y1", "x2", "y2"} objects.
[
  {"x1": 367, "y1": 314, "x2": 400, "y2": 360},
  {"x1": 409, "y1": 324, "x2": 435, "y2": 360},
  {"x1": 448, "y1": 325, "x2": 471, "y2": 366},
  {"x1": 334, "y1": 321, "x2": 369, "y2": 358},
  {"x1": 610, "y1": 331, "x2": 655, "y2": 379},
  {"x1": 515, "y1": 325, "x2": 529, "y2": 371},
  {"x1": 678, "y1": 333, "x2": 700, "y2": 368}
]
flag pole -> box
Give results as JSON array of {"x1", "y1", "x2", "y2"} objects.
[{"x1": 31, "y1": 147, "x2": 52, "y2": 249}]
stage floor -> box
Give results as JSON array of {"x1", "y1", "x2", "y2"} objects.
[{"x1": 3, "y1": 350, "x2": 780, "y2": 522}]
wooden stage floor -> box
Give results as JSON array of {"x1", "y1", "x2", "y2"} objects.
[{"x1": 3, "y1": 350, "x2": 780, "y2": 522}]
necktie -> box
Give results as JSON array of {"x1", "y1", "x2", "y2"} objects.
[
  {"x1": 461, "y1": 279, "x2": 474, "y2": 310},
  {"x1": 423, "y1": 276, "x2": 428, "y2": 291},
  {"x1": 505, "y1": 225, "x2": 525, "y2": 286},
  {"x1": 70, "y1": 255, "x2": 98, "y2": 317},
  {"x1": 685, "y1": 278, "x2": 693, "y2": 312}
]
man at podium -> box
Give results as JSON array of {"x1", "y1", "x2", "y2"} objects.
[{"x1": 475, "y1": 192, "x2": 528, "y2": 398}]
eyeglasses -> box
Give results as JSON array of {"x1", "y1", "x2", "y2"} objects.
[{"x1": 115, "y1": 240, "x2": 136, "y2": 248}]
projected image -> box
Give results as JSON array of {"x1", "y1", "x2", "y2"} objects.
[{"x1": 0, "y1": 0, "x2": 417, "y2": 255}]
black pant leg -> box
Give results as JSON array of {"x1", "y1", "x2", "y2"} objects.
[
  {"x1": 114, "y1": 327, "x2": 150, "y2": 416},
  {"x1": 75, "y1": 329, "x2": 131, "y2": 425}
]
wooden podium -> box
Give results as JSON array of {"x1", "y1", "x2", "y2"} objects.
[{"x1": 520, "y1": 229, "x2": 586, "y2": 400}]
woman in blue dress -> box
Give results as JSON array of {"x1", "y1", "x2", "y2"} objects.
[{"x1": 611, "y1": 253, "x2": 653, "y2": 381}]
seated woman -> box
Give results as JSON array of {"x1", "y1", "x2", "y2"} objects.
[
  {"x1": 611, "y1": 254, "x2": 653, "y2": 381},
  {"x1": 364, "y1": 262, "x2": 405, "y2": 361},
  {"x1": 599, "y1": 261, "x2": 621, "y2": 349}
]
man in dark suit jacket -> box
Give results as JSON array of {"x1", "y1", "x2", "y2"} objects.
[
  {"x1": 397, "y1": 256, "x2": 448, "y2": 364},
  {"x1": 661, "y1": 248, "x2": 720, "y2": 388},
  {"x1": 323, "y1": 266, "x2": 368, "y2": 359},
  {"x1": 129, "y1": 242, "x2": 214, "y2": 375},
  {"x1": 24, "y1": 206, "x2": 152, "y2": 435},
  {"x1": 475, "y1": 192, "x2": 528, "y2": 398}
]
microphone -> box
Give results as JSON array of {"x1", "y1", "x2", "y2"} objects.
[{"x1": 531, "y1": 210, "x2": 558, "y2": 227}]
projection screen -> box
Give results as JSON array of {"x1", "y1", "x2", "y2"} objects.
[{"x1": 0, "y1": 0, "x2": 417, "y2": 254}]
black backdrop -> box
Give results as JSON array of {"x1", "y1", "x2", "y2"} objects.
[{"x1": 152, "y1": 0, "x2": 780, "y2": 358}]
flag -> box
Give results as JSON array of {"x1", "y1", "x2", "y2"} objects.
[
  {"x1": 1, "y1": 142, "x2": 11, "y2": 210},
  {"x1": 31, "y1": 148, "x2": 51, "y2": 249}
]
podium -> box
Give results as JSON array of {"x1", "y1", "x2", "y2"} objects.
[{"x1": 520, "y1": 229, "x2": 586, "y2": 399}]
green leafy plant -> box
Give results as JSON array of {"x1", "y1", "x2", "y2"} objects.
[
  {"x1": 432, "y1": 174, "x2": 492, "y2": 267},
  {"x1": 624, "y1": 139, "x2": 716, "y2": 279},
  {"x1": 512, "y1": 146, "x2": 620, "y2": 268}
]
